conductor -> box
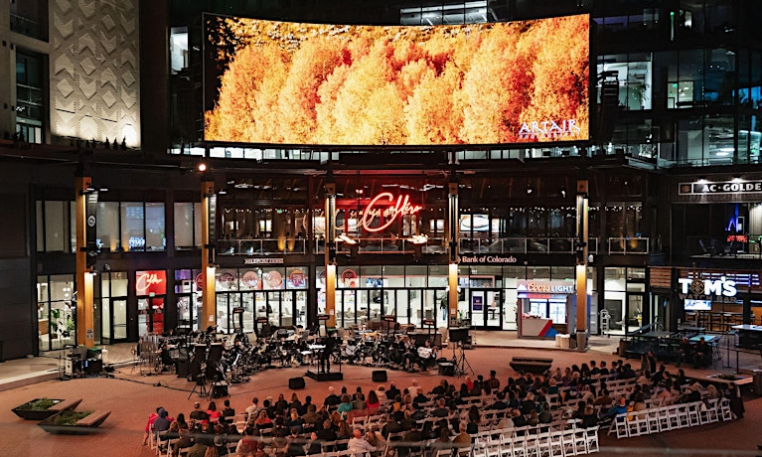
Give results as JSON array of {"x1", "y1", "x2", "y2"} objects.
[{"x1": 320, "y1": 334, "x2": 337, "y2": 373}]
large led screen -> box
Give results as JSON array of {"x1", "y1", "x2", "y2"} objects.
[{"x1": 204, "y1": 14, "x2": 589, "y2": 147}]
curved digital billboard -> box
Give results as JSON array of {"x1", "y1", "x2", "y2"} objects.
[{"x1": 204, "y1": 14, "x2": 589, "y2": 147}]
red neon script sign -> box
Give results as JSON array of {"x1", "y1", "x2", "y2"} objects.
[
  {"x1": 360, "y1": 192, "x2": 422, "y2": 233},
  {"x1": 136, "y1": 270, "x2": 166, "y2": 295}
]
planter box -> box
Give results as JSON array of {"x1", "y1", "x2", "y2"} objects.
[
  {"x1": 37, "y1": 410, "x2": 111, "y2": 435},
  {"x1": 12, "y1": 398, "x2": 80, "y2": 421}
]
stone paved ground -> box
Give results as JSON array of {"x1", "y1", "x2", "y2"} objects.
[{"x1": 1, "y1": 346, "x2": 760, "y2": 457}]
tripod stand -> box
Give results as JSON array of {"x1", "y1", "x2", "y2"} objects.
[
  {"x1": 188, "y1": 373, "x2": 209, "y2": 399},
  {"x1": 450, "y1": 342, "x2": 474, "y2": 378}
]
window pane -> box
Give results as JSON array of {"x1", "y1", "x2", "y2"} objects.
[
  {"x1": 121, "y1": 202, "x2": 144, "y2": 251},
  {"x1": 174, "y1": 202, "x2": 194, "y2": 249},
  {"x1": 44, "y1": 201, "x2": 66, "y2": 252},
  {"x1": 97, "y1": 202, "x2": 119, "y2": 251},
  {"x1": 145, "y1": 202, "x2": 165, "y2": 251},
  {"x1": 36, "y1": 201, "x2": 43, "y2": 252},
  {"x1": 194, "y1": 203, "x2": 202, "y2": 248},
  {"x1": 69, "y1": 201, "x2": 76, "y2": 253}
]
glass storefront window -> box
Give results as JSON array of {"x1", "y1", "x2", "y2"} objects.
[
  {"x1": 97, "y1": 201, "x2": 119, "y2": 251},
  {"x1": 174, "y1": 202, "x2": 201, "y2": 249},
  {"x1": 262, "y1": 268, "x2": 285, "y2": 290},
  {"x1": 37, "y1": 274, "x2": 76, "y2": 352},
  {"x1": 121, "y1": 202, "x2": 144, "y2": 251},
  {"x1": 146, "y1": 203, "x2": 166, "y2": 251},
  {"x1": 286, "y1": 267, "x2": 308, "y2": 289},
  {"x1": 216, "y1": 269, "x2": 239, "y2": 291}
]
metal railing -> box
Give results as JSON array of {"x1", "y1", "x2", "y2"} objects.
[
  {"x1": 216, "y1": 238, "x2": 308, "y2": 256},
  {"x1": 607, "y1": 237, "x2": 649, "y2": 255},
  {"x1": 459, "y1": 237, "x2": 599, "y2": 255},
  {"x1": 11, "y1": 13, "x2": 42, "y2": 40}
]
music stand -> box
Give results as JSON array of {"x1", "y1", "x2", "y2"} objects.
[
  {"x1": 255, "y1": 317, "x2": 269, "y2": 339},
  {"x1": 448, "y1": 328, "x2": 474, "y2": 377},
  {"x1": 382, "y1": 315, "x2": 397, "y2": 339},
  {"x1": 422, "y1": 318, "x2": 436, "y2": 344},
  {"x1": 317, "y1": 314, "x2": 330, "y2": 337},
  {"x1": 232, "y1": 307, "x2": 245, "y2": 333}
]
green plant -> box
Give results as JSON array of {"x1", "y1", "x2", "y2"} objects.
[
  {"x1": 18, "y1": 398, "x2": 58, "y2": 411},
  {"x1": 53, "y1": 411, "x2": 92, "y2": 426}
]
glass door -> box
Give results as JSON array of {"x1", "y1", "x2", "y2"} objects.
[
  {"x1": 137, "y1": 296, "x2": 165, "y2": 336},
  {"x1": 627, "y1": 293, "x2": 646, "y2": 334},
  {"x1": 267, "y1": 291, "x2": 281, "y2": 327},
  {"x1": 110, "y1": 298, "x2": 127, "y2": 344},
  {"x1": 294, "y1": 291, "x2": 307, "y2": 328},
  {"x1": 469, "y1": 289, "x2": 502, "y2": 329}
]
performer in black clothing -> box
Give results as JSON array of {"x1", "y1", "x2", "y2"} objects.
[{"x1": 320, "y1": 335, "x2": 337, "y2": 373}]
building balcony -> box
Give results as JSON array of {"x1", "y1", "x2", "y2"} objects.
[
  {"x1": 458, "y1": 237, "x2": 600, "y2": 255},
  {"x1": 11, "y1": 13, "x2": 43, "y2": 40}
]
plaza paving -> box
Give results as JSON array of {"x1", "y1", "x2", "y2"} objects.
[{"x1": 0, "y1": 335, "x2": 761, "y2": 457}]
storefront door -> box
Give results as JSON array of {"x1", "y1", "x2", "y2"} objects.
[
  {"x1": 137, "y1": 296, "x2": 165, "y2": 336},
  {"x1": 469, "y1": 289, "x2": 502, "y2": 329},
  {"x1": 102, "y1": 298, "x2": 128, "y2": 343}
]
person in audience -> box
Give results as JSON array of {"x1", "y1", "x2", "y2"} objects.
[
  {"x1": 324, "y1": 386, "x2": 341, "y2": 407},
  {"x1": 589, "y1": 360, "x2": 600, "y2": 375},
  {"x1": 693, "y1": 337, "x2": 712, "y2": 368},
  {"x1": 221, "y1": 399, "x2": 235, "y2": 423},
  {"x1": 191, "y1": 402, "x2": 209, "y2": 424},
  {"x1": 352, "y1": 392, "x2": 366, "y2": 411},
  {"x1": 366, "y1": 425, "x2": 386, "y2": 448},
  {"x1": 302, "y1": 404, "x2": 321, "y2": 426},
  {"x1": 512, "y1": 409, "x2": 527, "y2": 427},
  {"x1": 677, "y1": 337, "x2": 694, "y2": 368},
  {"x1": 337, "y1": 394, "x2": 353, "y2": 418},
  {"x1": 386, "y1": 383, "x2": 401, "y2": 401},
  {"x1": 153, "y1": 407, "x2": 173, "y2": 436},
  {"x1": 581, "y1": 405, "x2": 598, "y2": 428},
  {"x1": 337, "y1": 420, "x2": 352, "y2": 440},
  {"x1": 245, "y1": 397, "x2": 260, "y2": 421},
  {"x1": 598, "y1": 361, "x2": 609, "y2": 375},
  {"x1": 143, "y1": 407, "x2": 161, "y2": 445},
  {"x1": 599, "y1": 396, "x2": 627, "y2": 422},
  {"x1": 316, "y1": 419, "x2": 338, "y2": 442},
  {"x1": 186, "y1": 438, "x2": 208, "y2": 457},
  {"x1": 207, "y1": 401, "x2": 221, "y2": 423},
  {"x1": 366, "y1": 390, "x2": 381, "y2": 413},
  {"x1": 452, "y1": 422, "x2": 471, "y2": 447}
]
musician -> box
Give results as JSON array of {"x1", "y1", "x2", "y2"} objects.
[
  {"x1": 158, "y1": 341, "x2": 174, "y2": 371},
  {"x1": 416, "y1": 340, "x2": 436, "y2": 371},
  {"x1": 320, "y1": 334, "x2": 337, "y2": 373}
]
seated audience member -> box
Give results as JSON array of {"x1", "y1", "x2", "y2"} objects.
[
  {"x1": 452, "y1": 422, "x2": 471, "y2": 447},
  {"x1": 599, "y1": 397, "x2": 627, "y2": 422},
  {"x1": 677, "y1": 338, "x2": 693, "y2": 368},
  {"x1": 693, "y1": 337, "x2": 712, "y2": 368}
]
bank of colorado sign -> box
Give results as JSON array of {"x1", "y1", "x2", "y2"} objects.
[
  {"x1": 459, "y1": 255, "x2": 518, "y2": 264},
  {"x1": 679, "y1": 180, "x2": 762, "y2": 195}
]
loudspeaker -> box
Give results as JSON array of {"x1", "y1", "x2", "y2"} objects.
[
  {"x1": 289, "y1": 377, "x2": 305, "y2": 390},
  {"x1": 372, "y1": 370, "x2": 387, "y2": 382},
  {"x1": 438, "y1": 362, "x2": 455, "y2": 376},
  {"x1": 176, "y1": 358, "x2": 189, "y2": 378}
]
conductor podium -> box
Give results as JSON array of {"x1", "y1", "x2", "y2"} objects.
[{"x1": 305, "y1": 335, "x2": 343, "y2": 382}]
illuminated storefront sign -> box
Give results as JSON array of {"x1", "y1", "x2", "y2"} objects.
[
  {"x1": 136, "y1": 270, "x2": 166, "y2": 295},
  {"x1": 360, "y1": 192, "x2": 422, "y2": 233},
  {"x1": 678, "y1": 276, "x2": 737, "y2": 302},
  {"x1": 679, "y1": 180, "x2": 762, "y2": 195},
  {"x1": 517, "y1": 119, "x2": 582, "y2": 140},
  {"x1": 459, "y1": 255, "x2": 518, "y2": 264},
  {"x1": 517, "y1": 280, "x2": 575, "y2": 294}
]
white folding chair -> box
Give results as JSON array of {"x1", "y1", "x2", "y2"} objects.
[
  {"x1": 686, "y1": 402, "x2": 701, "y2": 427},
  {"x1": 149, "y1": 423, "x2": 157, "y2": 450},
  {"x1": 612, "y1": 416, "x2": 628, "y2": 439},
  {"x1": 700, "y1": 399, "x2": 720, "y2": 424},
  {"x1": 719, "y1": 398, "x2": 735, "y2": 421},
  {"x1": 572, "y1": 428, "x2": 588, "y2": 455},
  {"x1": 546, "y1": 431, "x2": 564, "y2": 457},
  {"x1": 585, "y1": 426, "x2": 599, "y2": 454}
]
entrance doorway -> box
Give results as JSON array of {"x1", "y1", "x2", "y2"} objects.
[
  {"x1": 102, "y1": 298, "x2": 128, "y2": 344},
  {"x1": 469, "y1": 289, "x2": 502, "y2": 329},
  {"x1": 137, "y1": 296, "x2": 165, "y2": 336}
]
